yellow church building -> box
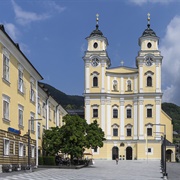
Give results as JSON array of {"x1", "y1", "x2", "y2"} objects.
[{"x1": 83, "y1": 14, "x2": 175, "y2": 161}]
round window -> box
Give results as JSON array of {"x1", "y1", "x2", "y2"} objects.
[
  {"x1": 93, "y1": 42, "x2": 98, "y2": 48},
  {"x1": 147, "y1": 42, "x2": 152, "y2": 48}
]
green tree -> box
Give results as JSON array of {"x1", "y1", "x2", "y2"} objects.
[
  {"x1": 42, "y1": 115, "x2": 105, "y2": 159},
  {"x1": 42, "y1": 126, "x2": 63, "y2": 156},
  {"x1": 60, "y1": 115, "x2": 87, "y2": 159},
  {"x1": 86, "y1": 120, "x2": 105, "y2": 149}
]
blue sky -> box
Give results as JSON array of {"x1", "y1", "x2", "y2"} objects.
[{"x1": 0, "y1": 0, "x2": 180, "y2": 105}]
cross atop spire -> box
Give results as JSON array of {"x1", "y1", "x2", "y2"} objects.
[
  {"x1": 147, "y1": 13, "x2": 150, "y2": 29},
  {"x1": 121, "y1": 60, "x2": 124, "y2": 66},
  {"x1": 96, "y1": 13, "x2": 99, "y2": 30}
]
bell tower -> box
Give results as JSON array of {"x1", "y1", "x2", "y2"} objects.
[{"x1": 136, "y1": 13, "x2": 163, "y2": 93}]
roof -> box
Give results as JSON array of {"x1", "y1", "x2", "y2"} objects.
[
  {"x1": 142, "y1": 25, "x2": 157, "y2": 37},
  {"x1": 90, "y1": 24, "x2": 103, "y2": 37},
  {"x1": 0, "y1": 24, "x2": 43, "y2": 80},
  {"x1": 166, "y1": 139, "x2": 175, "y2": 147}
]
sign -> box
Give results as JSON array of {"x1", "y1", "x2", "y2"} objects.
[{"x1": 8, "y1": 127, "x2": 21, "y2": 135}]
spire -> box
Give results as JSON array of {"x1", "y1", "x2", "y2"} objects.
[
  {"x1": 147, "y1": 13, "x2": 150, "y2": 29},
  {"x1": 96, "y1": 13, "x2": 99, "y2": 30}
]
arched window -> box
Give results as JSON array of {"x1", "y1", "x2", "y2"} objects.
[
  {"x1": 93, "y1": 76, "x2": 98, "y2": 87},
  {"x1": 126, "y1": 105, "x2": 132, "y2": 118},
  {"x1": 127, "y1": 80, "x2": 131, "y2": 91},
  {"x1": 147, "y1": 76, "x2": 152, "y2": 87}
]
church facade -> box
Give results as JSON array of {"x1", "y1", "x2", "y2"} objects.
[{"x1": 83, "y1": 14, "x2": 175, "y2": 161}]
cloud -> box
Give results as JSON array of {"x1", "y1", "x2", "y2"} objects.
[
  {"x1": 4, "y1": 23, "x2": 19, "y2": 41},
  {"x1": 129, "y1": 0, "x2": 174, "y2": 6},
  {"x1": 43, "y1": 1, "x2": 66, "y2": 13},
  {"x1": 11, "y1": 0, "x2": 50, "y2": 26},
  {"x1": 160, "y1": 16, "x2": 180, "y2": 105}
]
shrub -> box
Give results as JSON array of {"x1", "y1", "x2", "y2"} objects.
[{"x1": 43, "y1": 156, "x2": 56, "y2": 165}]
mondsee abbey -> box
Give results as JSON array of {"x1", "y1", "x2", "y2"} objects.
[{"x1": 83, "y1": 14, "x2": 175, "y2": 161}]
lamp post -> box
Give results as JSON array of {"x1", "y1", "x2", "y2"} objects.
[
  {"x1": 28, "y1": 119, "x2": 42, "y2": 170},
  {"x1": 152, "y1": 124, "x2": 167, "y2": 180}
]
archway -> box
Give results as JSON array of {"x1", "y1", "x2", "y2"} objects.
[
  {"x1": 126, "y1": 146, "x2": 133, "y2": 160},
  {"x1": 112, "y1": 146, "x2": 119, "y2": 160},
  {"x1": 166, "y1": 149, "x2": 173, "y2": 162}
]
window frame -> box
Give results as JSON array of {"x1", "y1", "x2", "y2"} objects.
[
  {"x1": 18, "y1": 67, "x2": 24, "y2": 93},
  {"x1": 3, "y1": 54, "x2": 10, "y2": 82},
  {"x1": 19, "y1": 142, "x2": 23, "y2": 157},
  {"x1": 113, "y1": 128, "x2": 118, "y2": 136},
  {"x1": 147, "y1": 76, "x2": 152, "y2": 87},
  {"x1": 113, "y1": 108, "x2": 118, "y2": 118},
  {"x1": 93, "y1": 76, "x2": 98, "y2": 87},
  {"x1": 4, "y1": 138, "x2": 10, "y2": 156},
  {"x1": 18, "y1": 104, "x2": 24, "y2": 127},
  {"x1": 3, "y1": 94, "x2": 10, "y2": 121},
  {"x1": 93, "y1": 108, "x2": 98, "y2": 118}
]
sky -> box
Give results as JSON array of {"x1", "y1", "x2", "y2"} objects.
[{"x1": 0, "y1": 0, "x2": 180, "y2": 105}]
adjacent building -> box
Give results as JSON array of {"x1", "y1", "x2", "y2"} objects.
[
  {"x1": 83, "y1": 14, "x2": 175, "y2": 161},
  {"x1": 0, "y1": 24, "x2": 67, "y2": 170}
]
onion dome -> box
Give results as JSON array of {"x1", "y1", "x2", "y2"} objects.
[
  {"x1": 90, "y1": 14, "x2": 103, "y2": 37},
  {"x1": 142, "y1": 13, "x2": 157, "y2": 37}
]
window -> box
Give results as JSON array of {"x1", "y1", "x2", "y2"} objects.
[
  {"x1": 113, "y1": 128, "x2": 118, "y2": 136},
  {"x1": 127, "y1": 128, "x2": 132, "y2": 136},
  {"x1": 18, "y1": 66, "x2": 24, "y2": 93},
  {"x1": 23, "y1": 144, "x2": 26, "y2": 156},
  {"x1": 4, "y1": 139, "x2": 10, "y2": 156},
  {"x1": 3, "y1": 94, "x2": 10, "y2": 121},
  {"x1": 127, "y1": 109, "x2": 132, "y2": 118},
  {"x1": 113, "y1": 109, "x2": 118, "y2": 118},
  {"x1": 93, "y1": 109, "x2": 98, "y2": 118},
  {"x1": 147, "y1": 128, "x2": 152, "y2": 136},
  {"x1": 31, "y1": 145, "x2": 35, "y2": 158},
  {"x1": 19, "y1": 142, "x2": 23, "y2": 157},
  {"x1": 38, "y1": 97, "x2": 41, "y2": 115},
  {"x1": 93, "y1": 147, "x2": 98, "y2": 153},
  {"x1": 10, "y1": 141, "x2": 15, "y2": 155},
  {"x1": 93, "y1": 76, "x2": 98, "y2": 87},
  {"x1": 42, "y1": 102, "x2": 46, "y2": 118},
  {"x1": 148, "y1": 148, "x2": 151, "y2": 153},
  {"x1": 3, "y1": 54, "x2": 10, "y2": 82},
  {"x1": 147, "y1": 76, "x2": 152, "y2": 87},
  {"x1": 147, "y1": 108, "x2": 152, "y2": 118},
  {"x1": 127, "y1": 80, "x2": 131, "y2": 91},
  {"x1": 49, "y1": 105, "x2": 51, "y2": 120},
  {"x1": 30, "y1": 112, "x2": 35, "y2": 132},
  {"x1": 38, "y1": 122, "x2": 41, "y2": 139},
  {"x1": 30, "y1": 79, "x2": 35, "y2": 102},
  {"x1": 18, "y1": 105, "x2": 24, "y2": 127},
  {"x1": 53, "y1": 110, "x2": 56, "y2": 123}
]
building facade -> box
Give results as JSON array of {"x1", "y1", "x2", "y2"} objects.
[
  {"x1": 83, "y1": 15, "x2": 175, "y2": 161},
  {"x1": 0, "y1": 24, "x2": 67, "y2": 171}
]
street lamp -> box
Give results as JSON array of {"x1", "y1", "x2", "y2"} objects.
[
  {"x1": 152, "y1": 124, "x2": 167, "y2": 180},
  {"x1": 28, "y1": 118, "x2": 42, "y2": 170}
]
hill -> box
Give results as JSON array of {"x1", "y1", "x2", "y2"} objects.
[
  {"x1": 162, "y1": 102, "x2": 180, "y2": 132},
  {"x1": 39, "y1": 82, "x2": 84, "y2": 110}
]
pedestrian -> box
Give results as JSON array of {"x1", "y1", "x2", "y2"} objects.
[{"x1": 116, "y1": 157, "x2": 119, "y2": 165}]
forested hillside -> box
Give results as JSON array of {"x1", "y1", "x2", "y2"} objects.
[
  {"x1": 162, "y1": 102, "x2": 180, "y2": 131},
  {"x1": 39, "y1": 82, "x2": 84, "y2": 110}
]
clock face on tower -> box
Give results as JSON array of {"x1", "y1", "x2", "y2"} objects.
[
  {"x1": 145, "y1": 56, "x2": 153, "y2": 66},
  {"x1": 91, "y1": 58, "x2": 99, "y2": 67}
]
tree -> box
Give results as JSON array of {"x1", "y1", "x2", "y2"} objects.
[
  {"x1": 42, "y1": 115, "x2": 105, "y2": 159},
  {"x1": 86, "y1": 120, "x2": 105, "y2": 149},
  {"x1": 42, "y1": 126, "x2": 63, "y2": 156},
  {"x1": 60, "y1": 115, "x2": 87, "y2": 159}
]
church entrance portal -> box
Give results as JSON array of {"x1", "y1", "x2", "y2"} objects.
[
  {"x1": 126, "y1": 147, "x2": 133, "y2": 160},
  {"x1": 112, "y1": 146, "x2": 119, "y2": 160}
]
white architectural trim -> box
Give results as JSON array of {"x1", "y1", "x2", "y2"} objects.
[
  {"x1": 85, "y1": 98, "x2": 90, "y2": 124},
  {"x1": 120, "y1": 98, "x2": 125, "y2": 140},
  {"x1": 139, "y1": 65, "x2": 143, "y2": 92},
  {"x1": 107, "y1": 75, "x2": 110, "y2": 93},
  {"x1": 133, "y1": 99, "x2": 138, "y2": 139},
  {"x1": 120, "y1": 77, "x2": 124, "y2": 94},
  {"x1": 101, "y1": 64, "x2": 105, "y2": 92},
  {"x1": 85, "y1": 63, "x2": 90, "y2": 93},
  {"x1": 101, "y1": 98, "x2": 105, "y2": 131},
  {"x1": 106, "y1": 97, "x2": 111, "y2": 139},
  {"x1": 139, "y1": 98, "x2": 144, "y2": 139}
]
